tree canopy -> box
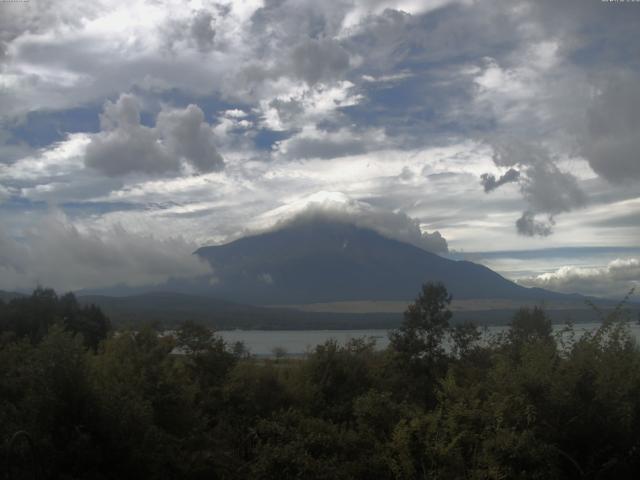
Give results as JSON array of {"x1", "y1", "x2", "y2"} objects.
[{"x1": 1, "y1": 283, "x2": 640, "y2": 479}]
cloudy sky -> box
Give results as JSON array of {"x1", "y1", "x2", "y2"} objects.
[{"x1": 0, "y1": 0, "x2": 638, "y2": 297}]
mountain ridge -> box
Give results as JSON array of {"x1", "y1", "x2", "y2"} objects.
[{"x1": 195, "y1": 219, "x2": 585, "y2": 305}]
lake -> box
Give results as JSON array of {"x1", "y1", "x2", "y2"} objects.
[{"x1": 218, "y1": 322, "x2": 640, "y2": 356}]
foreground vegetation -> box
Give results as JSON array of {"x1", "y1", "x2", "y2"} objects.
[{"x1": 1, "y1": 285, "x2": 639, "y2": 479}]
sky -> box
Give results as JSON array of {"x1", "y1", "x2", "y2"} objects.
[{"x1": 0, "y1": 0, "x2": 639, "y2": 298}]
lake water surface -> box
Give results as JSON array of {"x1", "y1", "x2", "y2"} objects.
[{"x1": 219, "y1": 322, "x2": 640, "y2": 356}]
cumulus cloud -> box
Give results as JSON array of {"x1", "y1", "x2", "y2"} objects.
[
  {"x1": 262, "y1": 191, "x2": 448, "y2": 253},
  {"x1": 519, "y1": 258, "x2": 640, "y2": 298},
  {"x1": 85, "y1": 94, "x2": 223, "y2": 176},
  {"x1": 0, "y1": 211, "x2": 212, "y2": 292},
  {"x1": 156, "y1": 104, "x2": 224, "y2": 173},
  {"x1": 85, "y1": 95, "x2": 177, "y2": 176},
  {"x1": 480, "y1": 168, "x2": 519, "y2": 192}
]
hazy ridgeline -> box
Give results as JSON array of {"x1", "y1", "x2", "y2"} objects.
[{"x1": 1, "y1": 285, "x2": 640, "y2": 479}]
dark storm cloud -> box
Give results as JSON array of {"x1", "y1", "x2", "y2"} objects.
[
  {"x1": 190, "y1": 10, "x2": 216, "y2": 52},
  {"x1": 250, "y1": 0, "x2": 348, "y2": 41},
  {"x1": 583, "y1": 77, "x2": 640, "y2": 183},
  {"x1": 162, "y1": 9, "x2": 217, "y2": 53},
  {"x1": 480, "y1": 168, "x2": 520, "y2": 192},
  {"x1": 268, "y1": 98, "x2": 305, "y2": 124},
  {"x1": 528, "y1": 0, "x2": 640, "y2": 66},
  {"x1": 489, "y1": 141, "x2": 586, "y2": 236},
  {"x1": 238, "y1": 38, "x2": 351, "y2": 92},
  {"x1": 520, "y1": 161, "x2": 586, "y2": 216},
  {"x1": 516, "y1": 211, "x2": 554, "y2": 237},
  {"x1": 290, "y1": 38, "x2": 350, "y2": 85}
]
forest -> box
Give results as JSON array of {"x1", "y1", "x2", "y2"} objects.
[{"x1": 1, "y1": 284, "x2": 639, "y2": 479}]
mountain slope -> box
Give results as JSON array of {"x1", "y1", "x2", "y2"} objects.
[{"x1": 195, "y1": 219, "x2": 582, "y2": 305}]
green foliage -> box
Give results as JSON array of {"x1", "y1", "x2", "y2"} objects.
[
  {"x1": 0, "y1": 288, "x2": 110, "y2": 349},
  {"x1": 509, "y1": 305, "x2": 553, "y2": 346},
  {"x1": 387, "y1": 282, "x2": 456, "y2": 405},
  {"x1": 390, "y1": 282, "x2": 453, "y2": 362},
  {"x1": 2, "y1": 285, "x2": 640, "y2": 479},
  {"x1": 301, "y1": 337, "x2": 377, "y2": 422}
]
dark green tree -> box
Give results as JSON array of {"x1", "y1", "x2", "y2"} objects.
[
  {"x1": 388, "y1": 282, "x2": 453, "y2": 404},
  {"x1": 508, "y1": 305, "x2": 553, "y2": 346},
  {"x1": 390, "y1": 282, "x2": 452, "y2": 361}
]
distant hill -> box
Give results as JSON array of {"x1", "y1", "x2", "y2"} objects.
[
  {"x1": 0, "y1": 290, "x2": 25, "y2": 302},
  {"x1": 195, "y1": 219, "x2": 585, "y2": 305},
  {"x1": 77, "y1": 291, "x2": 622, "y2": 330},
  {"x1": 78, "y1": 292, "x2": 401, "y2": 330}
]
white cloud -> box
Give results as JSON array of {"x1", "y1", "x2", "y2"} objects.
[
  {"x1": 256, "y1": 191, "x2": 449, "y2": 253},
  {"x1": 0, "y1": 0, "x2": 639, "y2": 298},
  {"x1": 518, "y1": 258, "x2": 640, "y2": 298},
  {"x1": 86, "y1": 95, "x2": 178, "y2": 176},
  {"x1": 85, "y1": 94, "x2": 223, "y2": 176},
  {"x1": 156, "y1": 103, "x2": 224, "y2": 173},
  {"x1": 0, "y1": 210, "x2": 212, "y2": 292},
  {"x1": 341, "y1": 0, "x2": 465, "y2": 30},
  {"x1": 259, "y1": 80, "x2": 362, "y2": 131},
  {"x1": 0, "y1": 133, "x2": 89, "y2": 183},
  {"x1": 274, "y1": 125, "x2": 388, "y2": 160}
]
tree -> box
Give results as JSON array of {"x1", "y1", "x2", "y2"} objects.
[
  {"x1": 508, "y1": 306, "x2": 553, "y2": 346},
  {"x1": 60, "y1": 293, "x2": 111, "y2": 350},
  {"x1": 390, "y1": 282, "x2": 452, "y2": 362},
  {"x1": 449, "y1": 321, "x2": 481, "y2": 360},
  {"x1": 176, "y1": 320, "x2": 216, "y2": 356},
  {"x1": 387, "y1": 282, "x2": 453, "y2": 405},
  {"x1": 272, "y1": 346, "x2": 288, "y2": 362},
  {"x1": 175, "y1": 320, "x2": 236, "y2": 392}
]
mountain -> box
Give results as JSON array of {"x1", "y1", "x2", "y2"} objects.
[{"x1": 195, "y1": 219, "x2": 584, "y2": 306}]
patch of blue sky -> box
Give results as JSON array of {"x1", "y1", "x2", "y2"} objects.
[
  {"x1": 0, "y1": 196, "x2": 48, "y2": 213},
  {"x1": 8, "y1": 104, "x2": 101, "y2": 148},
  {"x1": 139, "y1": 88, "x2": 250, "y2": 123},
  {"x1": 345, "y1": 74, "x2": 482, "y2": 143},
  {"x1": 253, "y1": 128, "x2": 293, "y2": 151}
]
